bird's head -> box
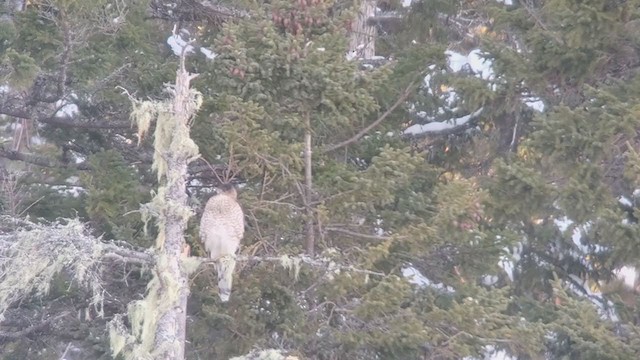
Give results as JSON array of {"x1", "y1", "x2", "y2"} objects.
[{"x1": 215, "y1": 183, "x2": 238, "y2": 199}]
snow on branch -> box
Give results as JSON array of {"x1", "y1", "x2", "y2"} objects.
[
  {"x1": 403, "y1": 108, "x2": 483, "y2": 137},
  {"x1": 230, "y1": 349, "x2": 299, "y2": 360}
]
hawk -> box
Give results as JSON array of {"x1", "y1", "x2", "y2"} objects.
[{"x1": 199, "y1": 183, "x2": 244, "y2": 302}]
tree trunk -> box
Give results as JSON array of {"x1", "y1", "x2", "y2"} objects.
[
  {"x1": 349, "y1": 0, "x2": 376, "y2": 59},
  {"x1": 110, "y1": 31, "x2": 202, "y2": 359},
  {"x1": 303, "y1": 112, "x2": 315, "y2": 256},
  {"x1": 151, "y1": 55, "x2": 198, "y2": 360},
  {"x1": 152, "y1": 168, "x2": 190, "y2": 359}
]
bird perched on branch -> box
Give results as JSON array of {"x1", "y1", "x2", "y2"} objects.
[{"x1": 199, "y1": 183, "x2": 244, "y2": 302}]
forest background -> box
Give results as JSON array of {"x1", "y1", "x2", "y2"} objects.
[{"x1": 2, "y1": 0, "x2": 640, "y2": 359}]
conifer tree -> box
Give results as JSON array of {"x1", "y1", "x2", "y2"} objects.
[{"x1": 3, "y1": 0, "x2": 640, "y2": 359}]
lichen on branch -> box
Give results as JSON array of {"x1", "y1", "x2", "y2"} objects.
[
  {"x1": 110, "y1": 50, "x2": 203, "y2": 360},
  {"x1": 0, "y1": 217, "x2": 146, "y2": 321}
]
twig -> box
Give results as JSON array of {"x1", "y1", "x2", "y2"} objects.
[
  {"x1": 509, "y1": 110, "x2": 520, "y2": 153},
  {"x1": 59, "y1": 342, "x2": 72, "y2": 360},
  {"x1": 17, "y1": 196, "x2": 45, "y2": 218}
]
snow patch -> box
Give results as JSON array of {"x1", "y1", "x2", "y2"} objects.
[
  {"x1": 51, "y1": 185, "x2": 85, "y2": 198},
  {"x1": 345, "y1": 49, "x2": 358, "y2": 61},
  {"x1": 402, "y1": 265, "x2": 455, "y2": 293},
  {"x1": 200, "y1": 47, "x2": 216, "y2": 60},
  {"x1": 482, "y1": 275, "x2": 499, "y2": 286},
  {"x1": 230, "y1": 349, "x2": 299, "y2": 360},
  {"x1": 462, "y1": 345, "x2": 516, "y2": 360},
  {"x1": 55, "y1": 94, "x2": 79, "y2": 118},
  {"x1": 614, "y1": 266, "x2": 637, "y2": 289},
  {"x1": 167, "y1": 34, "x2": 194, "y2": 56},
  {"x1": 167, "y1": 26, "x2": 194, "y2": 56},
  {"x1": 445, "y1": 48, "x2": 494, "y2": 80},
  {"x1": 524, "y1": 97, "x2": 545, "y2": 112},
  {"x1": 403, "y1": 108, "x2": 483, "y2": 136},
  {"x1": 619, "y1": 196, "x2": 633, "y2": 208},
  {"x1": 467, "y1": 49, "x2": 494, "y2": 80},
  {"x1": 499, "y1": 242, "x2": 523, "y2": 282},
  {"x1": 554, "y1": 217, "x2": 590, "y2": 253},
  {"x1": 74, "y1": 154, "x2": 86, "y2": 165}
]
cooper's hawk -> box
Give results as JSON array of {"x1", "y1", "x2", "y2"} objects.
[{"x1": 199, "y1": 183, "x2": 244, "y2": 302}]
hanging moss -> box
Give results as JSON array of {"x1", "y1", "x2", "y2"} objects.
[
  {"x1": 110, "y1": 55, "x2": 202, "y2": 359},
  {"x1": 0, "y1": 218, "x2": 106, "y2": 320}
]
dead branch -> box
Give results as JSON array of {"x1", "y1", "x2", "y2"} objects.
[
  {"x1": 0, "y1": 148, "x2": 91, "y2": 170},
  {"x1": 0, "y1": 147, "x2": 234, "y2": 180},
  {"x1": 199, "y1": 254, "x2": 387, "y2": 278},
  {"x1": 0, "y1": 311, "x2": 71, "y2": 340},
  {"x1": 0, "y1": 107, "x2": 131, "y2": 129},
  {"x1": 325, "y1": 226, "x2": 403, "y2": 241},
  {"x1": 322, "y1": 79, "x2": 417, "y2": 153},
  {"x1": 101, "y1": 243, "x2": 155, "y2": 265}
]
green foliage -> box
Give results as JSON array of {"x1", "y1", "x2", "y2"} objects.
[
  {"x1": 0, "y1": 49, "x2": 39, "y2": 90},
  {"x1": 81, "y1": 150, "x2": 151, "y2": 246},
  {"x1": 6, "y1": 0, "x2": 640, "y2": 358}
]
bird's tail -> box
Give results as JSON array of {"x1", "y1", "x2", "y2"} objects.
[{"x1": 215, "y1": 255, "x2": 237, "y2": 302}]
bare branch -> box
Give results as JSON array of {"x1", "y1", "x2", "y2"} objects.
[
  {"x1": 0, "y1": 148, "x2": 232, "y2": 179},
  {"x1": 0, "y1": 311, "x2": 71, "y2": 340},
  {"x1": 0, "y1": 148, "x2": 91, "y2": 170},
  {"x1": 101, "y1": 242, "x2": 155, "y2": 265},
  {"x1": 326, "y1": 226, "x2": 403, "y2": 241},
  {"x1": 0, "y1": 106, "x2": 132, "y2": 129},
  {"x1": 198, "y1": 254, "x2": 387, "y2": 278},
  {"x1": 44, "y1": 114, "x2": 131, "y2": 129},
  {"x1": 322, "y1": 80, "x2": 417, "y2": 153}
]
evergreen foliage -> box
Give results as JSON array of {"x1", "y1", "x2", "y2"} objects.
[
  {"x1": 2, "y1": 0, "x2": 640, "y2": 359},
  {"x1": 82, "y1": 150, "x2": 151, "y2": 246}
]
